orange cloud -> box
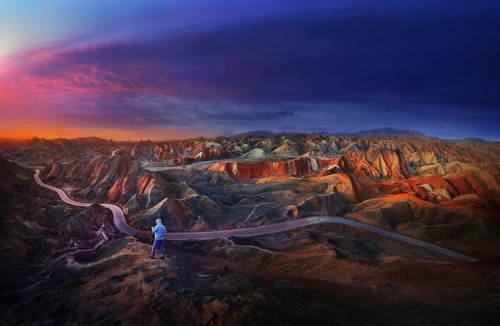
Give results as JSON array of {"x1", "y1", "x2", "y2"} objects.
[{"x1": 0, "y1": 125, "x2": 202, "y2": 141}]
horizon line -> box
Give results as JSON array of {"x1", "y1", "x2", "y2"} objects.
[{"x1": 1, "y1": 131, "x2": 498, "y2": 143}]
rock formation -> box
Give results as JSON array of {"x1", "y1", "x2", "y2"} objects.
[{"x1": 0, "y1": 130, "x2": 499, "y2": 324}]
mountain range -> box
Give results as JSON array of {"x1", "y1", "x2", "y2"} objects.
[
  {"x1": 224, "y1": 128, "x2": 433, "y2": 139},
  {"x1": 0, "y1": 131, "x2": 499, "y2": 324}
]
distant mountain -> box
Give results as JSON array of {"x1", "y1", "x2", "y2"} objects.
[
  {"x1": 0, "y1": 138, "x2": 26, "y2": 142},
  {"x1": 229, "y1": 130, "x2": 296, "y2": 137},
  {"x1": 225, "y1": 128, "x2": 428, "y2": 139},
  {"x1": 452, "y1": 138, "x2": 495, "y2": 147},
  {"x1": 351, "y1": 128, "x2": 428, "y2": 138},
  {"x1": 314, "y1": 131, "x2": 346, "y2": 136}
]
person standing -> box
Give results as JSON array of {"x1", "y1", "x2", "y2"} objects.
[{"x1": 150, "y1": 219, "x2": 167, "y2": 259}]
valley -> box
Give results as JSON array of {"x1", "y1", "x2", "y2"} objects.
[{"x1": 0, "y1": 133, "x2": 499, "y2": 325}]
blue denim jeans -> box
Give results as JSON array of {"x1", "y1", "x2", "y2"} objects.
[{"x1": 151, "y1": 239, "x2": 166, "y2": 257}]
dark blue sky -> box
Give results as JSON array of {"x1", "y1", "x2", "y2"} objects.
[{"x1": 1, "y1": 0, "x2": 499, "y2": 140}]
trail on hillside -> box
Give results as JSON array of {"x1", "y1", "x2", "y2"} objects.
[{"x1": 34, "y1": 170, "x2": 478, "y2": 262}]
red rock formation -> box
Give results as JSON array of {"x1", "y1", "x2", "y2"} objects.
[
  {"x1": 347, "y1": 173, "x2": 366, "y2": 203},
  {"x1": 445, "y1": 172, "x2": 491, "y2": 199},
  {"x1": 173, "y1": 157, "x2": 197, "y2": 165},
  {"x1": 208, "y1": 157, "x2": 331, "y2": 180},
  {"x1": 136, "y1": 174, "x2": 156, "y2": 206},
  {"x1": 322, "y1": 156, "x2": 350, "y2": 175},
  {"x1": 368, "y1": 170, "x2": 500, "y2": 206},
  {"x1": 345, "y1": 150, "x2": 410, "y2": 180},
  {"x1": 108, "y1": 171, "x2": 174, "y2": 206},
  {"x1": 47, "y1": 163, "x2": 60, "y2": 179},
  {"x1": 88, "y1": 163, "x2": 108, "y2": 187},
  {"x1": 154, "y1": 141, "x2": 233, "y2": 164},
  {"x1": 107, "y1": 177, "x2": 127, "y2": 202}
]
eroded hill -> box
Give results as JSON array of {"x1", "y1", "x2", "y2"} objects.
[
  {"x1": 0, "y1": 133, "x2": 499, "y2": 325},
  {"x1": 11, "y1": 134, "x2": 497, "y2": 259}
]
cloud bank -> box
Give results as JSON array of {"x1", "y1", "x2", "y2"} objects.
[{"x1": 1, "y1": 1, "x2": 499, "y2": 139}]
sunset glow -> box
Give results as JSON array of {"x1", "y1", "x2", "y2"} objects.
[{"x1": 1, "y1": 1, "x2": 499, "y2": 140}]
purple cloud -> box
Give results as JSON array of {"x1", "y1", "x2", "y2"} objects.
[{"x1": 1, "y1": 0, "x2": 499, "y2": 140}]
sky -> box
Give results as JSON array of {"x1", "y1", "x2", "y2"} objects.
[{"x1": 0, "y1": 0, "x2": 499, "y2": 140}]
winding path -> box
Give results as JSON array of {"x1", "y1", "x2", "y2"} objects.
[
  {"x1": 34, "y1": 170, "x2": 139, "y2": 236},
  {"x1": 34, "y1": 170, "x2": 478, "y2": 262}
]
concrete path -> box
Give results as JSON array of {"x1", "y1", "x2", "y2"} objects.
[
  {"x1": 34, "y1": 171, "x2": 92, "y2": 208},
  {"x1": 35, "y1": 170, "x2": 138, "y2": 236},
  {"x1": 34, "y1": 170, "x2": 478, "y2": 262}
]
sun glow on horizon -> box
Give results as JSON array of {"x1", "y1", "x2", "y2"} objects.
[
  {"x1": 0, "y1": 127, "x2": 212, "y2": 142},
  {"x1": 0, "y1": 1, "x2": 498, "y2": 141}
]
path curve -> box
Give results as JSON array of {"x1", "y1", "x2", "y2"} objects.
[
  {"x1": 35, "y1": 170, "x2": 139, "y2": 236},
  {"x1": 34, "y1": 170, "x2": 478, "y2": 262}
]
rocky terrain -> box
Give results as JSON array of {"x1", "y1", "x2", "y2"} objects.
[
  {"x1": 0, "y1": 131, "x2": 499, "y2": 324},
  {"x1": 11, "y1": 133, "x2": 497, "y2": 257}
]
